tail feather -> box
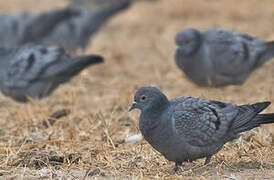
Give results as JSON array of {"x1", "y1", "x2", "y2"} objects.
[
  {"x1": 258, "y1": 41, "x2": 274, "y2": 65},
  {"x1": 42, "y1": 54, "x2": 103, "y2": 80},
  {"x1": 72, "y1": 55, "x2": 104, "y2": 66},
  {"x1": 236, "y1": 113, "x2": 274, "y2": 133},
  {"x1": 254, "y1": 113, "x2": 274, "y2": 124},
  {"x1": 57, "y1": 55, "x2": 104, "y2": 77},
  {"x1": 232, "y1": 102, "x2": 273, "y2": 133}
]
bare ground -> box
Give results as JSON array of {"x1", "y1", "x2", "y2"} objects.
[{"x1": 0, "y1": 0, "x2": 274, "y2": 179}]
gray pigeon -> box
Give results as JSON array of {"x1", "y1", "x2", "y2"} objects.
[
  {"x1": 43, "y1": 0, "x2": 131, "y2": 53},
  {"x1": 129, "y1": 86, "x2": 274, "y2": 172},
  {"x1": 66, "y1": 0, "x2": 159, "y2": 8},
  {"x1": 0, "y1": 43, "x2": 103, "y2": 102},
  {"x1": 65, "y1": 0, "x2": 103, "y2": 8},
  {"x1": 0, "y1": 8, "x2": 79, "y2": 48},
  {"x1": 175, "y1": 28, "x2": 274, "y2": 87}
]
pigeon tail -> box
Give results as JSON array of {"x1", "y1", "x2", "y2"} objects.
[
  {"x1": 53, "y1": 55, "x2": 103, "y2": 79},
  {"x1": 73, "y1": 54, "x2": 104, "y2": 67},
  {"x1": 46, "y1": 55, "x2": 103, "y2": 80},
  {"x1": 81, "y1": 0, "x2": 131, "y2": 44},
  {"x1": 38, "y1": 54, "x2": 103, "y2": 97},
  {"x1": 20, "y1": 8, "x2": 80, "y2": 44},
  {"x1": 233, "y1": 102, "x2": 274, "y2": 133},
  {"x1": 258, "y1": 41, "x2": 274, "y2": 65}
]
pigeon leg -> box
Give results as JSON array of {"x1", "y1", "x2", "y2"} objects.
[
  {"x1": 169, "y1": 162, "x2": 182, "y2": 174},
  {"x1": 204, "y1": 156, "x2": 211, "y2": 165}
]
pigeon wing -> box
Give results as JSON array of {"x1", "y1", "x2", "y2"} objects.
[
  {"x1": 171, "y1": 97, "x2": 239, "y2": 147},
  {"x1": 2, "y1": 44, "x2": 64, "y2": 89},
  {"x1": 204, "y1": 29, "x2": 264, "y2": 76}
]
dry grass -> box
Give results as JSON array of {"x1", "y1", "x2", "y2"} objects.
[{"x1": 0, "y1": 0, "x2": 274, "y2": 179}]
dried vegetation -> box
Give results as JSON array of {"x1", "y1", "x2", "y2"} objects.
[{"x1": 0, "y1": 0, "x2": 274, "y2": 179}]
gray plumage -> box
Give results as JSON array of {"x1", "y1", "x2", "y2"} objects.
[
  {"x1": 43, "y1": 1, "x2": 131, "y2": 53},
  {"x1": 0, "y1": 8, "x2": 79, "y2": 48},
  {"x1": 66, "y1": 0, "x2": 159, "y2": 8},
  {"x1": 129, "y1": 86, "x2": 274, "y2": 172},
  {"x1": 66, "y1": 0, "x2": 108, "y2": 7},
  {"x1": 0, "y1": 44, "x2": 103, "y2": 103},
  {"x1": 175, "y1": 28, "x2": 274, "y2": 87}
]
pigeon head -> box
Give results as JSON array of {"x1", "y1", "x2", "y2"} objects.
[
  {"x1": 129, "y1": 86, "x2": 169, "y2": 112},
  {"x1": 175, "y1": 28, "x2": 201, "y2": 56}
]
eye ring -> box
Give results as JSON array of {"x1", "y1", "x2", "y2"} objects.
[{"x1": 140, "y1": 95, "x2": 147, "y2": 102}]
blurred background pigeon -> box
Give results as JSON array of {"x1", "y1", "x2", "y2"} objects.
[
  {"x1": 65, "y1": 0, "x2": 114, "y2": 8},
  {"x1": 129, "y1": 86, "x2": 274, "y2": 173},
  {"x1": 42, "y1": 0, "x2": 131, "y2": 53},
  {"x1": 0, "y1": 43, "x2": 103, "y2": 102},
  {"x1": 0, "y1": 8, "x2": 79, "y2": 48},
  {"x1": 65, "y1": 0, "x2": 159, "y2": 8},
  {"x1": 175, "y1": 28, "x2": 274, "y2": 87}
]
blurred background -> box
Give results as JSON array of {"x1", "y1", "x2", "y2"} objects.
[{"x1": 0, "y1": 0, "x2": 274, "y2": 179}]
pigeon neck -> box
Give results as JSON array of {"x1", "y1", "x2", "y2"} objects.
[
  {"x1": 140, "y1": 101, "x2": 169, "y2": 135},
  {"x1": 144, "y1": 102, "x2": 168, "y2": 118}
]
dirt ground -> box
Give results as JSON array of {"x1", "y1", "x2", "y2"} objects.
[{"x1": 0, "y1": 0, "x2": 274, "y2": 179}]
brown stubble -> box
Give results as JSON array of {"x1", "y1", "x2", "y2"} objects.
[{"x1": 0, "y1": 0, "x2": 274, "y2": 179}]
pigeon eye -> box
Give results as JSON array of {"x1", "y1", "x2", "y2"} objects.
[{"x1": 140, "y1": 95, "x2": 147, "y2": 102}]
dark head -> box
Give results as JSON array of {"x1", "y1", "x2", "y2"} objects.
[
  {"x1": 175, "y1": 28, "x2": 202, "y2": 57},
  {"x1": 128, "y1": 86, "x2": 169, "y2": 112}
]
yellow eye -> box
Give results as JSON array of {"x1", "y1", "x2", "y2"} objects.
[{"x1": 140, "y1": 95, "x2": 147, "y2": 102}]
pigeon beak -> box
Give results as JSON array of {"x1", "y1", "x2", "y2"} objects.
[{"x1": 128, "y1": 101, "x2": 137, "y2": 111}]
